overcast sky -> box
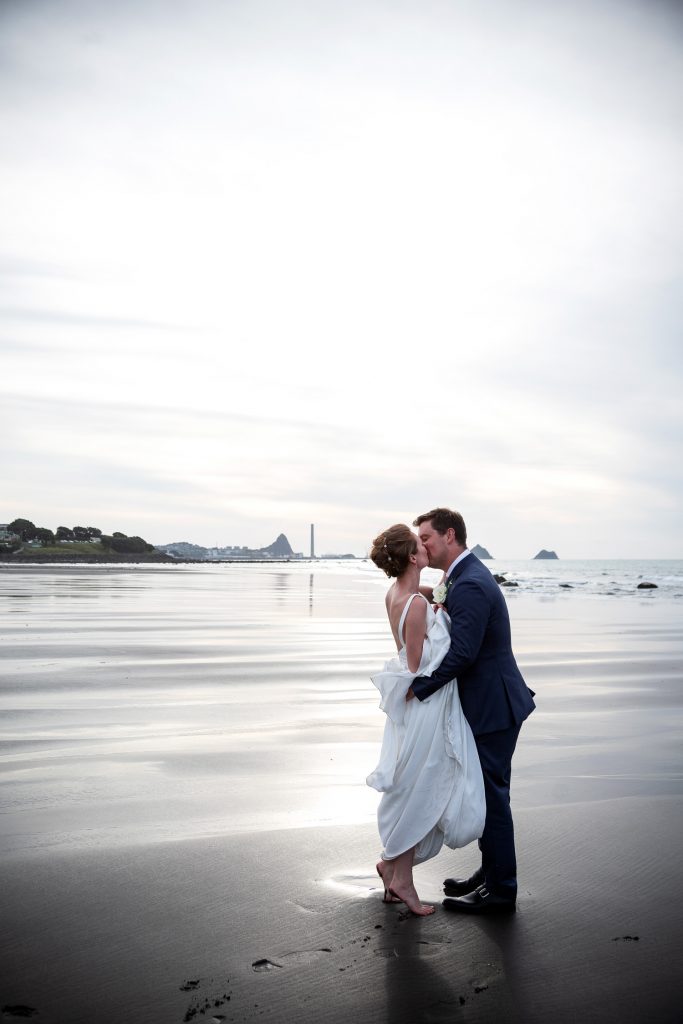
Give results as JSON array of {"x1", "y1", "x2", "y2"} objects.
[{"x1": 1, "y1": 0, "x2": 681, "y2": 557}]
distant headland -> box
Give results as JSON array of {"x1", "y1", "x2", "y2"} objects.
[
  {"x1": 156, "y1": 534, "x2": 357, "y2": 561},
  {"x1": 156, "y1": 533, "x2": 299, "y2": 561},
  {"x1": 0, "y1": 519, "x2": 356, "y2": 563},
  {"x1": 0, "y1": 518, "x2": 173, "y2": 563}
]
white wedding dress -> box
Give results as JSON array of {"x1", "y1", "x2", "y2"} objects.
[{"x1": 367, "y1": 593, "x2": 485, "y2": 864}]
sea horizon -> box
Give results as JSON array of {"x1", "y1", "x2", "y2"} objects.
[{"x1": 3, "y1": 556, "x2": 682, "y2": 600}]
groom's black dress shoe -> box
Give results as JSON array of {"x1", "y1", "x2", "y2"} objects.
[
  {"x1": 442, "y1": 884, "x2": 516, "y2": 915},
  {"x1": 443, "y1": 866, "x2": 485, "y2": 897}
]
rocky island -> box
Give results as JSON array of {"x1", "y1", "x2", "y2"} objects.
[
  {"x1": 533, "y1": 549, "x2": 559, "y2": 560},
  {"x1": 471, "y1": 544, "x2": 493, "y2": 559}
]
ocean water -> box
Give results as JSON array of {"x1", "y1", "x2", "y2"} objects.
[
  {"x1": 428, "y1": 558, "x2": 683, "y2": 598},
  {"x1": 0, "y1": 560, "x2": 681, "y2": 859},
  {"x1": 348, "y1": 556, "x2": 683, "y2": 598},
  {"x1": 5, "y1": 555, "x2": 681, "y2": 597}
]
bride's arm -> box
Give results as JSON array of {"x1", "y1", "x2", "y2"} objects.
[{"x1": 403, "y1": 598, "x2": 428, "y2": 674}]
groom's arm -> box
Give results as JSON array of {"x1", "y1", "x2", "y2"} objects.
[{"x1": 410, "y1": 580, "x2": 489, "y2": 701}]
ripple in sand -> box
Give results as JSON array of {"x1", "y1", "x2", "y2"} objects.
[
  {"x1": 280, "y1": 948, "x2": 332, "y2": 964},
  {"x1": 373, "y1": 941, "x2": 444, "y2": 959}
]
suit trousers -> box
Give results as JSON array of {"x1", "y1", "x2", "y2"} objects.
[{"x1": 474, "y1": 722, "x2": 522, "y2": 899}]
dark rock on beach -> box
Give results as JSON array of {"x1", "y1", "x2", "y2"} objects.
[
  {"x1": 501, "y1": 580, "x2": 519, "y2": 587},
  {"x1": 637, "y1": 582, "x2": 658, "y2": 589},
  {"x1": 493, "y1": 574, "x2": 507, "y2": 584}
]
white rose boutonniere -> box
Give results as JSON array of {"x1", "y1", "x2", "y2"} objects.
[{"x1": 432, "y1": 581, "x2": 449, "y2": 604}]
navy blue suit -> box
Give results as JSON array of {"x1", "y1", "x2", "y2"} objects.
[{"x1": 412, "y1": 552, "x2": 535, "y2": 898}]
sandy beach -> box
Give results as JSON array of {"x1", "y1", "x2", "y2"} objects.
[{"x1": 1, "y1": 563, "x2": 682, "y2": 1023}]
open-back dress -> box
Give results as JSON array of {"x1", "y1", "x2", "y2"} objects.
[{"x1": 367, "y1": 593, "x2": 485, "y2": 864}]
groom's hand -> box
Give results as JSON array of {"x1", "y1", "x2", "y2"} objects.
[
  {"x1": 410, "y1": 675, "x2": 431, "y2": 701},
  {"x1": 405, "y1": 687, "x2": 415, "y2": 701}
]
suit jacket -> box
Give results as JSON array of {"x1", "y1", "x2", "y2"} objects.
[{"x1": 411, "y1": 553, "x2": 535, "y2": 736}]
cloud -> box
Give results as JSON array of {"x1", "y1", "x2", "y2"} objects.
[
  {"x1": 1, "y1": 0, "x2": 682, "y2": 556},
  {"x1": 0, "y1": 306, "x2": 179, "y2": 331}
]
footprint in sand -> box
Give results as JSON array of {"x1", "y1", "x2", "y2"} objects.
[
  {"x1": 252, "y1": 949, "x2": 332, "y2": 971},
  {"x1": 323, "y1": 872, "x2": 380, "y2": 899},
  {"x1": 252, "y1": 959, "x2": 282, "y2": 972},
  {"x1": 285, "y1": 898, "x2": 321, "y2": 914},
  {"x1": 183, "y1": 995, "x2": 231, "y2": 1022},
  {"x1": 179, "y1": 980, "x2": 232, "y2": 1023}
]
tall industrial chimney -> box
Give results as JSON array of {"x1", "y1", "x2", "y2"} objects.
[{"x1": 310, "y1": 523, "x2": 315, "y2": 559}]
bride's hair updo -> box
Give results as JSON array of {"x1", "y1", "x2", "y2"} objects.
[{"x1": 370, "y1": 524, "x2": 417, "y2": 578}]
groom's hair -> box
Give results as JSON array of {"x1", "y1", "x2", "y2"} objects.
[{"x1": 413, "y1": 508, "x2": 467, "y2": 546}]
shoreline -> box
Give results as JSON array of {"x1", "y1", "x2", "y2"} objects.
[
  {"x1": 0, "y1": 554, "x2": 348, "y2": 565},
  {"x1": 1, "y1": 566, "x2": 682, "y2": 1022}
]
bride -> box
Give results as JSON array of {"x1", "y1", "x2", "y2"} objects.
[{"x1": 367, "y1": 524, "x2": 485, "y2": 915}]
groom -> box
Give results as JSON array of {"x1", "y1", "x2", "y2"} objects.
[{"x1": 409, "y1": 508, "x2": 535, "y2": 914}]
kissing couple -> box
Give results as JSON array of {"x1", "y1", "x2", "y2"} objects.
[{"x1": 367, "y1": 507, "x2": 535, "y2": 916}]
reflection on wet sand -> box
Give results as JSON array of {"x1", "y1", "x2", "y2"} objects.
[{"x1": 0, "y1": 563, "x2": 681, "y2": 1023}]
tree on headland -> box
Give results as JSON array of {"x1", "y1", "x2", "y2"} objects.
[
  {"x1": 8, "y1": 519, "x2": 37, "y2": 541},
  {"x1": 111, "y1": 535, "x2": 154, "y2": 554},
  {"x1": 100, "y1": 533, "x2": 154, "y2": 553},
  {"x1": 2, "y1": 518, "x2": 162, "y2": 560}
]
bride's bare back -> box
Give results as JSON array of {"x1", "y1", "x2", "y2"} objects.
[{"x1": 385, "y1": 584, "x2": 428, "y2": 674}]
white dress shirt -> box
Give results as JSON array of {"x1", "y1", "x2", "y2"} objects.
[{"x1": 445, "y1": 548, "x2": 471, "y2": 580}]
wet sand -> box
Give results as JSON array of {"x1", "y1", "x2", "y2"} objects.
[{"x1": 1, "y1": 564, "x2": 682, "y2": 1022}]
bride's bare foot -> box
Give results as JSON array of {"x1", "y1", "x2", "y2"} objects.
[
  {"x1": 388, "y1": 881, "x2": 435, "y2": 916},
  {"x1": 376, "y1": 860, "x2": 402, "y2": 903}
]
